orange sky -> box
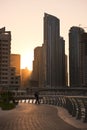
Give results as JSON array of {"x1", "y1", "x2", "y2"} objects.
[{"x1": 0, "y1": 0, "x2": 87, "y2": 70}]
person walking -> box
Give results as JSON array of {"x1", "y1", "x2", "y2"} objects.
[{"x1": 34, "y1": 91, "x2": 40, "y2": 104}]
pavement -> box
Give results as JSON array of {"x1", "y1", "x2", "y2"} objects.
[
  {"x1": 57, "y1": 106, "x2": 87, "y2": 130},
  {"x1": 0, "y1": 103, "x2": 87, "y2": 130}
]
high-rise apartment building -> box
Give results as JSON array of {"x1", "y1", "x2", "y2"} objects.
[
  {"x1": 69, "y1": 26, "x2": 85, "y2": 87},
  {"x1": 0, "y1": 27, "x2": 11, "y2": 89},
  {"x1": 0, "y1": 27, "x2": 21, "y2": 90},
  {"x1": 44, "y1": 13, "x2": 65, "y2": 88}
]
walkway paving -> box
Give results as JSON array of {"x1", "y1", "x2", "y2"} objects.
[
  {"x1": 0, "y1": 103, "x2": 86, "y2": 130},
  {"x1": 57, "y1": 107, "x2": 87, "y2": 130}
]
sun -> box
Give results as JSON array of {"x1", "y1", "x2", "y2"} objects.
[{"x1": 21, "y1": 54, "x2": 33, "y2": 70}]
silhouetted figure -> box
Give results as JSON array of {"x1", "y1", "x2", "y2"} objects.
[{"x1": 34, "y1": 91, "x2": 40, "y2": 104}]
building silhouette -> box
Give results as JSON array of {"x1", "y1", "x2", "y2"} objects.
[
  {"x1": 32, "y1": 46, "x2": 42, "y2": 88},
  {"x1": 33, "y1": 47, "x2": 42, "y2": 83},
  {"x1": 0, "y1": 27, "x2": 11, "y2": 89},
  {"x1": 21, "y1": 67, "x2": 31, "y2": 89},
  {"x1": 65, "y1": 54, "x2": 68, "y2": 86},
  {"x1": 44, "y1": 13, "x2": 66, "y2": 88},
  {"x1": 69, "y1": 26, "x2": 85, "y2": 87}
]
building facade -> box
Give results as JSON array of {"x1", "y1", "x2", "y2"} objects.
[
  {"x1": 0, "y1": 27, "x2": 11, "y2": 89},
  {"x1": 10, "y1": 54, "x2": 21, "y2": 89},
  {"x1": 9, "y1": 67, "x2": 21, "y2": 90},
  {"x1": 10, "y1": 54, "x2": 21, "y2": 75}
]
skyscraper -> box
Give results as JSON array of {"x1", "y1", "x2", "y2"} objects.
[
  {"x1": 44, "y1": 13, "x2": 65, "y2": 88},
  {"x1": 69, "y1": 26, "x2": 85, "y2": 87},
  {"x1": 0, "y1": 27, "x2": 11, "y2": 89},
  {"x1": 80, "y1": 32, "x2": 87, "y2": 86}
]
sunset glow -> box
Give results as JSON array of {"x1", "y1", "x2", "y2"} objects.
[
  {"x1": 0, "y1": 0, "x2": 87, "y2": 71},
  {"x1": 21, "y1": 53, "x2": 34, "y2": 70}
]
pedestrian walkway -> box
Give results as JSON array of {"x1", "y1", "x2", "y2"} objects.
[
  {"x1": 0, "y1": 103, "x2": 86, "y2": 130},
  {"x1": 57, "y1": 106, "x2": 87, "y2": 129}
]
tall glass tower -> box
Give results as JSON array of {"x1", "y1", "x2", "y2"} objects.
[
  {"x1": 69, "y1": 26, "x2": 85, "y2": 87},
  {"x1": 44, "y1": 13, "x2": 65, "y2": 88}
]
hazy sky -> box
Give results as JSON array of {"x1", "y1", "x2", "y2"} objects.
[{"x1": 0, "y1": 0, "x2": 87, "y2": 70}]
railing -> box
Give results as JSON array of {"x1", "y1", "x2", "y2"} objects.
[
  {"x1": 42, "y1": 95, "x2": 87, "y2": 123},
  {"x1": 4, "y1": 90, "x2": 87, "y2": 123},
  {"x1": 15, "y1": 95, "x2": 87, "y2": 123}
]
